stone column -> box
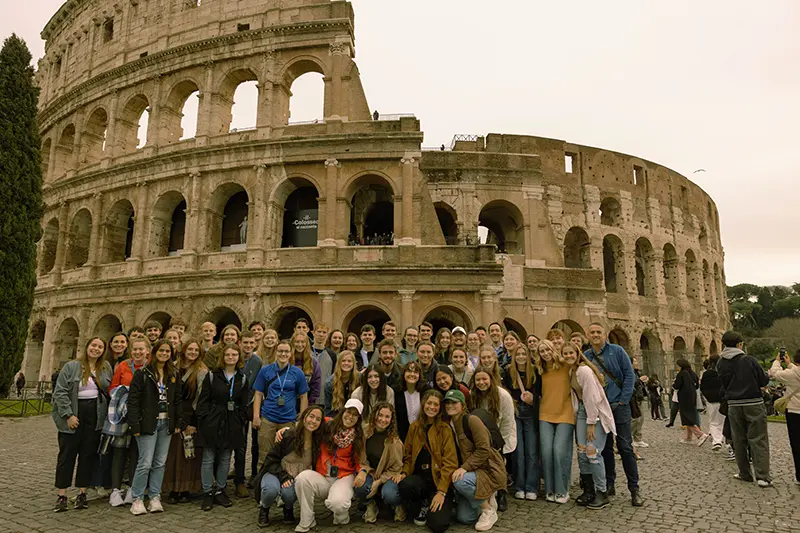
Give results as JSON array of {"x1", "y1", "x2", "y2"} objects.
[
  {"x1": 128, "y1": 181, "x2": 149, "y2": 275},
  {"x1": 86, "y1": 193, "x2": 103, "y2": 279},
  {"x1": 399, "y1": 156, "x2": 416, "y2": 246},
  {"x1": 69, "y1": 110, "x2": 85, "y2": 175},
  {"x1": 40, "y1": 310, "x2": 58, "y2": 376},
  {"x1": 195, "y1": 62, "x2": 215, "y2": 145},
  {"x1": 75, "y1": 307, "x2": 92, "y2": 360},
  {"x1": 399, "y1": 290, "x2": 415, "y2": 329},
  {"x1": 182, "y1": 171, "x2": 201, "y2": 269},
  {"x1": 322, "y1": 158, "x2": 341, "y2": 246},
  {"x1": 144, "y1": 75, "x2": 162, "y2": 154},
  {"x1": 256, "y1": 51, "x2": 277, "y2": 133},
  {"x1": 46, "y1": 136, "x2": 58, "y2": 183},
  {"x1": 248, "y1": 164, "x2": 267, "y2": 266},
  {"x1": 327, "y1": 41, "x2": 351, "y2": 120},
  {"x1": 51, "y1": 201, "x2": 70, "y2": 286},
  {"x1": 319, "y1": 290, "x2": 336, "y2": 328},
  {"x1": 481, "y1": 290, "x2": 496, "y2": 326}
]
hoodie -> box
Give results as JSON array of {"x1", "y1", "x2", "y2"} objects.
[{"x1": 716, "y1": 347, "x2": 769, "y2": 406}]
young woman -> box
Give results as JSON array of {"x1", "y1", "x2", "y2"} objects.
[
  {"x1": 434, "y1": 366, "x2": 471, "y2": 405},
  {"x1": 769, "y1": 349, "x2": 800, "y2": 485},
  {"x1": 526, "y1": 335, "x2": 540, "y2": 354},
  {"x1": 647, "y1": 374, "x2": 665, "y2": 420},
  {"x1": 434, "y1": 327, "x2": 453, "y2": 365},
  {"x1": 503, "y1": 345, "x2": 540, "y2": 501},
  {"x1": 196, "y1": 343, "x2": 250, "y2": 511},
  {"x1": 449, "y1": 348, "x2": 473, "y2": 387},
  {"x1": 293, "y1": 399, "x2": 366, "y2": 532},
  {"x1": 203, "y1": 325, "x2": 241, "y2": 370},
  {"x1": 344, "y1": 333, "x2": 361, "y2": 354},
  {"x1": 394, "y1": 360, "x2": 426, "y2": 440},
  {"x1": 52, "y1": 337, "x2": 113, "y2": 512},
  {"x1": 127, "y1": 339, "x2": 182, "y2": 515},
  {"x1": 399, "y1": 326, "x2": 419, "y2": 365},
  {"x1": 162, "y1": 338, "x2": 209, "y2": 504},
  {"x1": 444, "y1": 390, "x2": 505, "y2": 531},
  {"x1": 327, "y1": 329, "x2": 345, "y2": 358},
  {"x1": 397, "y1": 389, "x2": 458, "y2": 533},
  {"x1": 673, "y1": 358, "x2": 709, "y2": 445},
  {"x1": 354, "y1": 402, "x2": 404, "y2": 523},
  {"x1": 323, "y1": 350, "x2": 360, "y2": 417},
  {"x1": 292, "y1": 332, "x2": 322, "y2": 405},
  {"x1": 351, "y1": 364, "x2": 395, "y2": 424},
  {"x1": 106, "y1": 332, "x2": 129, "y2": 370},
  {"x1": 260, "y1": 328, "x2": 279, "y2": 365},
  {"x1": 466, "y1": 332, "x2": 482, "y2": 371},
  {"x1": 564, "y1": 344, "x2": 616, "y2": 509},
  {"x1": 164, "y1": 329, "x2": 182, "y2": 354},
  {"x1": 256, "y1": 405, "x2": 325, "y2": 527},
  {"x1": 537, "y1": 340, "x2": 574, "y2": 504},
  {"x1": 501, "y1": 332, "x2": 522, "y2": 368},
  {"x1": 478, "y1": 345, "x2": 505, "y2": 383}
]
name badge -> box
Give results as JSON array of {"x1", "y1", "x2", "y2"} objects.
[
  {"x1": 227, "y1": 401, "x2": 235, "y2": 411},
  {"x1": 277, "y1": 396, "x2": 285, "y2": 407}
]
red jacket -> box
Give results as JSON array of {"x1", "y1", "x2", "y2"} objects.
[
  {"x1": 315, "y1": 438, "x2": 362, "y2": 478},
  {"x1": 110, "y1": 359, "x2": 147, "y2": 392}
]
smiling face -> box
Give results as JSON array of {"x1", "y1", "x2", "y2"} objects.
[
  {"x1": 361, "y1": 330, "x2": 375, "y2": 347},
  {"x1": 404, "y1": 328, "x2": 418, "y2": 347},
  {"x1": 201, "y1": 323, "x2": 216, "y2": 342},
  {"x1": 488, "y1": 324, "x2": 503, "y2": 344},
  {"x1": 435, "y1": 371, "x2": 453, "y2": 391},
  {"x1": 250, "y1": 324, "x2": 264, "y2": 341},
  {"x1": 294, "y1": 321, "x2": 309, "y2": 336},
  {"x1": 588, "y1": 324, "x2": 605, "y2": 347},
  {"x1": 264, "y1": 330, "x2": 278, "y2": 348},
  {"x1": 419, "y1": 324, "x2": 433, "y2": 342},
  {"x1": 241, "y1": 337, "x2": 257, "y2": 355},
  {"x1": 538, "y1": 342, "x2": 553, "y2": 362},
  {"x1": 514, "y1": 347, "x2": 529, "y2": 367},
  {"x1": 172, "y1": 324, "x2": 186, "y2": 336},
  {"x1": 342, "y1": 407, "x2": 360, "y2": 428},
  {"x1": 184, "y1": 342, "x2": 200, "y2": 363},
  {"x1": 527, "y1": 335, "x2": 539, "y2": 351},
  {"x1": 131, "y1": 341, "x2": 149, "y2": 363},
  {"x1": 503, "y1": 334, "x2": 519, "y2": 352},
  {"x1": 562, "y1": 345, "x2": 578, "y2": 366},
  {"x1": 330, "y1": 331, "x2": 344, "y2": 350},
  {"x1": 275, "y1": 342, "x2": 292, "y2": 365},
  {"x1": 379, "y1": 345, "x2": 396, "y2": 367},
  {"x1": 452, "y1": 331, "x2": 466, "y2": 347},
  {"x1": 303, "y1": 408, "x2": 323, "y2": 432},
  {"x1": 417, "y1": 344, "x2": 434, "y2": 365},
  {"x1": 404, "y1": 364, "x2": 420, "y2": 385},
  {"x1": 375, "y1": 406, "x2": 393, "y2": 431},
  {"x1": 422, "y1": 395, "x2": 440, "y2": 419},
  {"x1": 451, "y1": 350, "x2": 467, "y2": 369},
  {"x1": 340, "y1": 353, "x2": 355, "y2": 372},
  {"x1": 345, "y1": 335, "x2": 359, "y2": 351},
  {"x1": 155, "y1": 343, "x2": 172, "y2": 364},
  {"x1": 467, "y1": 333, "x2": 481, "y2": 352},
  {"x1": 110, "y1": 335, "x2": 128, "y2": 356},
  {"x1": 474, "y1": 371, "x2": 491, "y2": 391},
  {"x1": 166, "y1": 330, "x2": 181, "y2": 350},
  {"x1": 438, "y1": 331, "x2": 451, "y2": 349},
  {"x1": 293, "y1": 334, "x2": 307, "y2": 353},
  {"x1": 146, "y1": 327, "x2": 161, "y2": 342},
  {"x1": 479, "y1": 349, "x2": 497, "y2": 368},
  {"x1": 367, "y1": 370, "x2": 381, "y2": 390},
  {"x1": 222, "y1": 329, "x2": 239, "y2": 344},
  {"x1": 86, "y1": 339, "x2": 105, "y2": 360},
  {"x1": 382, "y1": 324, "x2": 397, "y2": 341},
  {"x1": 476, "y1": 329, "x2": 487, "y2": 344},
  {"x1": 445, "y1": 400, "x2": 464, "y2": 417}
]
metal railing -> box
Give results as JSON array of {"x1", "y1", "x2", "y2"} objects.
[
  {"x1": 0, "y1": 387, "x2": 52, "y2": 416},
  {"x1": 374, "y1": 113, "x2": 415, "y2": 121}
]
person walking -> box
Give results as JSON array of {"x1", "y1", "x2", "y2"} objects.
[
  {"x1": 646, "y1": 374, "x2": 665, "y2": 420},
  {"x1": 673, "y1": 359, "x2": 709, "y2": 446},
  {"x1": 700, "y1": 354, "x2": 725, "y2": 450}
]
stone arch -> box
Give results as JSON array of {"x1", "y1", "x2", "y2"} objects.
[
  {"x1": 162, "y1": 79, "x2": 201, "y2": 143},
  {"x1": 702, "y1": 259, "x2": 714, "y2": 307},
  {"x1": 634, "y1": 237, "x2": 656, "y2": 297},
  {"x1": 207, "y1": 182, "x2": 249, "y2": 251},
  {"x1": 602, "y1": 234, "x2": 626, "y2": 293},
  {"x1": 53, "y1": 123, "x2": 75, "y2": 179},
  {"x1": 346, "y1": 174, "x2": 395, "y2": 245},
  {"x1": 145, "y1": 311, "x2": 173, "y2": 334},
  {"x1": 102, "y1": 199, "x2": 135, "y2": 264},
  {"x1": 94, "y1": 313, "x2": 123, "y2": 341},
  {"x1": 662, "y1": 243, "x2": 679, "y2": 297},
  {"x1": 343, "y1": 304, "x2": 392, "y2": 340},
  {"x1": 639, "y1": 329, "x2": 663, "y2": 374},
  {"x1": 693, "y1": 336, "x2": 705, "y2": 356},
  {"x1": 149, "y1": 191, "x2": 187, "y2": 257},
  {"x1": 684, "y1": 249, "x2": 700, "y2": 300},
  {"x1": 434, "y1": 202, "x2": 458, "y2": 245},
  {"x1": 270, "y1": 304, "x2": 315, "y2": 340},
  {"x1": 673, "y1": 336, "x2": 687, "y2": 352},
  {"x1": 117, "y1": 94, "x2": 150, "y2": 153},
  {"x1": 599, "y1": 197, "x2": 622, "y2": 226},
  {"x1": 216, "y1": 68, "x2": 259, "y2": 133},
  {"x1": 421, "y1": 303, "x2": 475, "y2": 334},
  {"x1": 24, "y1": 319, "x2": 47, "y2": 378},
  {"x1": 41, "y1": 137, "x2": 52, "y2": 179},
  {"x1": 281, "y1": 56, "x2": 327, "y2": 124},
  {"x1": 503, "y1": 317, "x2": 528, "y2": 340},
  {"x1": 39, "y1": 217, "x2": 59, "y2": 275},
  {"x1": 80, "y1": 106, "x2": 108, "y2": 166},
  {"x1": 563, "y1": 226, "x2": 591, "y2": 268},
  {"x1": 65, "y1": 208, "x2": 92, "y2": 269},
  {"x1": 274, "y1": 176, "x2": 320, "y2": 248},
  {"x1": 710, "y1": 339, "x2": 719, "y2": 356},
  {"x1": 478, "y1": 200, "x2": 525, "y2": 254},
  {"x1": 608, "y1": 326, "x2": 630, "y2": 351},
  {"x1": 551, "y1": 320, "x2": 585, "y2": 336},
  {"x1": 55, "y1": 317, "x2": 80, "y2": 367}
]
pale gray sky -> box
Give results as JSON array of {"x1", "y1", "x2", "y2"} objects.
[{"x1": 6, "y1": 1, "x2": 799, "y2": 287}]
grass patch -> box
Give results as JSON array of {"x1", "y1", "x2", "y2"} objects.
[
  {"x1": 767, "y1": 415, "x2": 786, "y2": 423},
  {"x1": 0, "y1": 399, "x2": 52, "y2": 417}
]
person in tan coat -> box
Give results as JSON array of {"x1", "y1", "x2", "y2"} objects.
[
  {"x1": 353, "y1": 401, "x2": 405, "y2": 523},
  {"x1": 444, "y1": 390, "x2": 505, "y2": 532}
]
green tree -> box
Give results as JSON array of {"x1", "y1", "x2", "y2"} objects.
[
  {"x1": 765, "y1": 318, "x2": 800, "y2": 356},
  {"x1": 0, "y1": 35, "x2": 42, "y2": 397}
]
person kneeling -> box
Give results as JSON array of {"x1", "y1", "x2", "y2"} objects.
[{"x1": 444, "y1": 390, "x2": 505, "y2": 532}]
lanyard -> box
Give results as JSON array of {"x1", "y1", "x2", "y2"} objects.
[
  {"x1": 225, "y1": 372, "x2": 235, "y2": 399},
  {"x1": 275, "y1": 363, "x2": 291, "y2": 395}
]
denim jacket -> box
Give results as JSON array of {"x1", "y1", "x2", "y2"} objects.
[
  {"x1": 584, "y1": 342, "x2": 635, "y2": 405},
  {"x1": 51, "y1": 360, "x2": 113, "y2": 434}
]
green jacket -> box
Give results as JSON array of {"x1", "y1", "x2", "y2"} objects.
[{"x1": 51, "y1": 360, "x2": 113, "y2": 433}]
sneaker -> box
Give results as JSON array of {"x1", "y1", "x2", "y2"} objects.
[
  {"x1": 554, "y1": 493, "x2": 570, "y2": 504},
  {"x1": 96, "y1": 487, "x2": 110, "y2": 499},
  {"x1": 513, "y1": 490, "x2": 525, "y2": 500},
  {"x1": 757, "y1": 479, "x2": 773, "y2": 488},
  {"x1": 54, "y1": 495, "x2": 68, "y2": 513},
  {"x1": 258, "y1": 506, "x2": 270, "y2": 528},
  {"x1": 294, "y1": 520, "x2": 316, "y2": 533},
  {"x1": 201, "y1": 493, "x2": 214, "y2": 511},
  {"x1": 414, "y1": 500, "x2": 430, "y2": 526},
  {"x1": 525, "y1": 492, "x2": 538, "y2": 501},
  {"x1": 178, "y1": 491, "x2": 192, "y2": 504},
  {"x1": 123, "y1": 488, "x2": 133, "y2": 505},
  {"x1": 109, "y1": 488, "x2": 124, "y2": 507},
  {"x1": 235, "y1": 483, "x2": 249, "y2": 498},
  {"x1": 74, "y1": 492, "x2": 88, "y2": 510},
  {"x1": 697, "y1": 434, "x2": 710, "y2": 447},
  {"x1": 130, "y1": 498, "x2": 148, "y2": 516},
  {"x1": 475, "y1": 508, "x2": 498, "y2": 532},
  {"x1": 148, "y1": 496, "x2": 164, "y2": 513},
  {"x1": 679, "y1": 438, "x2": 691, "y2": 444},
  {"x1": 733, "y1": 473, "x2": 754, "y2": 483},
  {"x1": 633, "y1": 441, "x2": 649, "y2": 448},
  {"x1": 363, "y1": 500, "x2": 378, "y2": 523},
  {"x1": 545, "y1": 493, "x2": 555, "y2": 502},
  {"x1": 332, "y1": 513, "x2": 350, "y2": 525},
  {"x1": 725, "y1": 447, "x2": 736, "y2": 461},
  {"x1": 214, "y1": 490, "x2": 233, "y2": 508},
  {"x1": 83, "y1": 487, "x2": 98, "y2": 501},
  {"x1": 166, "y1": 491, "x2": 179, "y2": 505},
  {"x1": 394, "y1": 505, "x2": 407, "y2": 522},
  {"x1": 711, "y1": 443, "x2": 722, "y2": 452}
]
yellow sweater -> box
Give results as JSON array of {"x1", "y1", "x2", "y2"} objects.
[{"x1": 539, "y1": 364, "x2": 575, "y2": 425}]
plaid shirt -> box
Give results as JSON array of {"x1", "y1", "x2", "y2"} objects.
[{"x1": 103, "y1": 385, "x2": 130, "y2": 437}]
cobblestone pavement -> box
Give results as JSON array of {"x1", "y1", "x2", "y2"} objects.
[{"x1": 1, "y1": 415, "x2": 799, "y2": 533}]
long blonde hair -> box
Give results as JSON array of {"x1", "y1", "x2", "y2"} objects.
[
  {"x1": 331, "y1": 350, "x2": 360, "y2": 413},
  {"x1": 508, "y1": 345, "x2": 536, "y2": 390},
  {"x1": 259, "y1": 328, "x2": 278, "y2": 365},
  {"x1": 537, "y1": 339, "x2": 562, "y2": 371},
  {"x1": 291, "y1": 332, "x2": 313, "y2": 375},
  {"x1": 78, "y1": 337, "x2": 110, "y2": 386},
  {"x1": 178, "y1": 338, "x2": 208, "y2": 397},
  {"x1": 564, "y1": 343, "x2": 605, "y2": 387}
]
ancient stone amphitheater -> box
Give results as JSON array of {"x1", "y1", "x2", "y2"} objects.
[{"x1": 23, "y1": 0, "x2": 729, "y2": 382}]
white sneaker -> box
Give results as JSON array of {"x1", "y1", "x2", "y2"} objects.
[
  {"x1": 96, "y1": 487, "x2": 109, "y2": 498},
  {"x1": 332, "y1": 513, "x2": 350, "y2": 525},
  {"x1": 84, "y1": 487, "x2": 98, "y2": 501},
  {"x1": 130, "y1": 499, "x2": 147, "y2": 516},
  {"x1": 123, "y1": 488, "x2": 133, "y2": 505},
  {"x1": 363, "y1": 500, "x2": 378, "y2": 523},
  {"x1": 554, "y1": 493, "x2": 570, "y2": 504},
  {"x1": 525, "y1": 492, "x2": 538, "y2": 501},
  {"x1": 632, "y1": 441, "x2": 649, "y2": 448},
  {"x1": 513, "y1": 491, "x2": 525, "y2": 500},
  {"x1": 545, "y1": 493, "x2": 555, "y2": 502},
  {"x1": 697, "y1": 434, "x2": 710, "y2": 447},
  {"x1": 475, "y1": 508, "x2": 498, "y2": 532},
  {"x1": 756, "y1": 479, "x2": 773, "y2": 488},
  {"x1": 295, "y1": 520, "x2": 317, "y2": 532},
  {"x1": 148, "y1": 496, "x2": 164, "y2": 513},
  {"x1": 109, "y1": 489, "x2": 124, "y2": 507}
]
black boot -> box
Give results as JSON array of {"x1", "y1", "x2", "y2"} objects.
[
  {"x1": 283, "y1": 506, "x2": 296, "y2": 524},
  {"x1": 630, "y1": 489, "x2": 644, "y2": 507},
  {"x1": 587, "y1": 490, "x2": 609, "y2": 510},
  {"x1": 575, "y1": 475, "x2": 595, "y2": 506},
  {"x1": 258, "y1": 506, "x2": 270, "y2": 528},
  {"x1": 496, "y1": 490, "x2": 508, "y2": 512}
]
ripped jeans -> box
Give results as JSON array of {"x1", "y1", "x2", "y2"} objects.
[{"x1": 576, "y1": 403, "x2": 609, "y2": 492}]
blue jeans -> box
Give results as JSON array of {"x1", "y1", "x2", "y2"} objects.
[
  {"x1": 260, "y1": 473, "x2": 298, "y2": 508},
  {"x1": 202, "y1": 447, "x2": 233, "y2": 494},
  {"x1": 513, "y1": 416, "x2": 540, "y2": 493},
  {"x1": 131, "y1": 419, "x2": 171, "y2": 500},
  {"x1": 453, "y1": 472, "x2": 485, "y2": 524},
  {"x1": 576, "y1": 404, "x2": 609, "y2": 492},
  {"x1": 234, "y1": 423, "x2": 259, "y2": 484},
  {"x1": 539, "y1": 420, "x2": 574, "y2": 496},
  {"x1": 353, "y1": 474, "x2": 402, "y2": 506},
  {"x1": 601, "y1": 402, "x2": 639, "y2": 492}
]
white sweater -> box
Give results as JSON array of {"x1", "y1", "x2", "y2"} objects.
[
  {"x1": 476, "y1": 387, "x2": 517, "y2": 454},
  {"x1": 575, "y1": 365, "x2": 616, "y2": 436},
  {"x1": 769, "y1": 360, "x2": 800, "y2": 415}
]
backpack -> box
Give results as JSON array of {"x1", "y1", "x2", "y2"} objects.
[{"x1": 462, "y1": 408, "x2": 505, "y2": 451}]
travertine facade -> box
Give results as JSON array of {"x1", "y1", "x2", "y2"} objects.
[{"x1": 24, "y1": 0, "x2": 729, "y2": 382}]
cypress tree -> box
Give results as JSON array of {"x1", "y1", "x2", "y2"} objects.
[{"x1": 0, "y1": 34, "x2": 43, "y2": 397}]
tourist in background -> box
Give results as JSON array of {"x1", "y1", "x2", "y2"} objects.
[
  {"x1": 700, "y1": 354, "x2": 725, "y2": 450},
  {"x1": 673, "y1": 359, "x2": 709, "y2": 446},
  {"x1": 647, "y1": 374, "x2": 665, "y2": 420},
  {"x1": 769, "y1": 348, "x2": 800, "y2": 485}
]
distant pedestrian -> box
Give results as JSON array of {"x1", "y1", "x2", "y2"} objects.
[
  {"x1": 15, "y1": 372, "x2": 25, "y2": 397},
  {"x1": 373, "y1": 110, "x2": 379, "y2": 120},
  {"x1": 700, "y1": 355, "x2": 725, "y2": 450},
  {"x1": 673, "y1": 359, "x2": 708, "y2": 446}
]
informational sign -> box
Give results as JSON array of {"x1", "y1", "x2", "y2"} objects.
[{"x1": 287, "y1": 209, "x2": 318, "y2": 247}]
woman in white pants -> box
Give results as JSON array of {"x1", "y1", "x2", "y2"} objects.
[
  {"x1": 294, "y1": 398, "x2": 366, "y2": 532},
  {"x1": 700, "y1": 354, "x2": 726, "y2": 449}
]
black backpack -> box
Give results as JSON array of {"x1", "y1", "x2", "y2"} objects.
[{"x1": 462, "y1": 408, "x2": 505, "y2": 451}]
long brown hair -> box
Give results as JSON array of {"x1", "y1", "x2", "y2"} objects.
[
  {"x1": 366, "y1": 401, "x2": 399, "y2": 442},
  {"x1": 104, "y1": 332, "x2": 129, "y2": 362},
  {"x1": 508, "y1": 345, "x2": 536, "y2": 390},
  {"x1": 291, "y1": 332, "x2": 313, "y2": 375},
  {"x1": 360, "y1": 365, "x2": 389, "y2": 420},
  {"x1": 434, "y1": 327, "x2": 452, "y2": 364},
  {"x1": 470, "y1": 365, "x2": 501, "y2": 419},
  {"x1": 79, "y1": 336, "x2": 110, "y2": 386},
  {"x1": 294, "y1": 405, "x2": 325, "y2": 458},
  {"x1": 402, "y1": 360, "x2": 427, "y2": 392},
  {"x1": 146, "y1": 339, "x2": 178, "y2": 382},
  {"x1": 178, "y1": 337, "x2": 208, "y2": 397},
  {"x1": 418, "y1": 389, "x2": 443, "y2": 424},
  {"x1": 323, "y1": 405, "x2": 365, "y2": 460},
  {"x1": 331, "y1": 351, "x2": 360, "y2": 413},
  {"x1": 478, "y1": 345, "x2": 503, "y2": 383}
]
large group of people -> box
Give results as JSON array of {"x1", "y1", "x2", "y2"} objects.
[{"x1": 47, "y1": 311, "x2": 800, "y2": 530}]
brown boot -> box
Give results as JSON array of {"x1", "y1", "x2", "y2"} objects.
[{"x1": 235, "y1": 484, "x2": 249, "y2": 498}]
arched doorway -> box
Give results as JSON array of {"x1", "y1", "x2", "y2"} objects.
[
  {"x1": 150, "y1": 191, "x2": 187, "y2": 257},
  {"x1": 434, "y1": 203, "x2": 458, "y2": 245},
  {"x1": 424, "y1": 305, "x2": 472, "y2": 335},
  {"x1": 478, "y1": 200, "x2": 524, "y2": 254},
  {"x1": 55, "y1": 318, "x2": 80, "y2": 368},
  {"x1": 94, "y1": 314, "x2": 123, "y2": 342},
  {"x1": 281, "y1": 181, "x2": 319, "y2": 248},
  {"x1": 663, "y1": 243, "x2": 679, "y2": 297},
  {"x1": 25, "y1": 320, "x2": 46, "y2": 379},
  {"x1": 638, "y1": 330, "x2": 662, "y2": 375},
  {"x1": 563, "y1": 227, "x2": 591, "y2": 268},
  {"x1": 634, "y1": 238, "x2": 656, "y2": 297},
  {"x1": 40, "y1": 217, "x2": 59, "y2": 274},
  {"x1": 344, "y1": 306, "x2": 391, "y2": 341},
  {"x1": 608, "y1": 327, "x2": 630, "y2": 351},
  {"x1": 208, "y1": 183, "x2": 249, "y2": 251},
  {"x1": 66, "y1": 209, "x2": 92, "y2": 269},
  {"x1": 602, "y1": 234, "x2": 626, "y2": 293},
  {"x1": 503, "y1": 317, "x2": 528, "y2": 340},
  {"x1": 551, "y1": 320, "x2": 585, "y2": 336},
  {"x1": 272, "y1": 306, "x2": 313, "y2": 340},
  {"x1": 103, "y1": 199, "x2": 135, "y2": 263}
]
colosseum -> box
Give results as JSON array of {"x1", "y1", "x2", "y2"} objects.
[{"x1": 23, "y1": 0, "x2": 729, "y2": 383}]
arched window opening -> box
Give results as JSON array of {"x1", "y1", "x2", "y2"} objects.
[
  {"x1": 25, "y1": 320, "x2": 46, "y2": 378},
  {"x1": 281, "y1": 185, "x2": 319, "y2": 248},
  {"x1": 702, "y1": 260, "x2": 714, "y2": 307},
  {"x1": 273, "y1": 307, "x2": 313, "y2": 341},
  {"x1": 563, "y1": 227, "x2": 591, "y2": 268},
  {"x1": 638, "y1": 330, "x2": 662, "y2": 375},
  {"x1": 94, "y1": 314, "x2": 122, "y2": 341},
  {"x1": 162, "y1": 81, "x2": 201, "y2": 143},
  {"x1": 40, "y1": 218, "x2": 59, "y2": 275},
  {"x1": 118, "y1": 95, "x2": 150, "y2": 154},
  {"x1": 551, "y1": 320, "x2": 585, "y2": 337},
  {"x1": 424, "y1": 306, "x2": 472, "y2": 335},
  {"x1": 288, "y1": 72, "x2": 325, "y2": 124},
  {"x1": 608, "y1": 328, "x2": 630, "y2": 351},
  {"x1": 169, "y1": 201, "x2": 187, "y2": 253},
  {"x1": 103, "y1": 200, "x2": 135, "y2": 264},
  {"x1": 684, "y1": 249, "x2": 700, "y2": 300},
  {"x1": 434, "y1": 203, "x2": 458, "y2": 245},
  {"x1": 634, "y1": 237, "x2": 655, "y2": 297},
  {"x1": 663, "y1": 244, "x2": 679, "y2": 297},
  {"x1": 55, "y1": 318, "x2": 80, "y2": 366},
  {"x1": 66, "y1": 209, "x2": 92, "y2": 269},
  {"x1": 230, "y1": 81, "x2": 258, "y2": 131},
  {"x1": 149, "y1": 192, "x2": 187, "y2": 257},
  {"x1": 53, "y1": 125, "x2": 75, "y2": 179},
  {"x1": 222, "y1": 191, "x2": 249, "y2": 250},
  {"x1": 180, "y1": 91, "x2": 200, "y2": 140},
  {"x1": 478, "y1": 200, "x2": 524, "y2": 254},
  {"x1": 136, "y1": 108, "x2": 150, "y2": 148},
  {"x1": 81, "y1": 108, "x2": 108, "y2": 166},
  {"x1": 503, "y1": 318, "x2": 528, "y2": 340},
  {"x1": 599, "y1": 197, "x2": 622, "y2": 226},
  {"x1": 41, "y1": 138, "x2": 52, "y2": 179},
  {"x1": 349, "y1": 183, "x2": 394, "y2": 246},
  {"x1": 344, "y1": 306, "x2": 391, "y2": 342},
  {"x1": 602, "y1": 235, "x2": 625, "y2": 293}
]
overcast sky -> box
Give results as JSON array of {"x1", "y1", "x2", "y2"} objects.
[{"x1": 6, "y1": 1, "x2": 799, "y2": 287}]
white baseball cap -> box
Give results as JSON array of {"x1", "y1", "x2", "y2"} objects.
[
  {"x1": 452, "y1": 326, "x2": 467, "y2": 335},
  {"x1": 344, "y1": 398, "x2": 364, "y2": 415}
]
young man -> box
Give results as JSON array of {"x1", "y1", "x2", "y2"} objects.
[
  {"x1": 143, "y1": 320, "x2": 163, "y2": 343},
  {"x1": 488, "y1": 323, "x2": 507, "y2": 367},
  {"x1": 248, "y1": 320, "x2": 266, "y2": 343},
  {"x1": 375, "y1": 339, "x2": 403, "y2": 390},
  {"x1": 545, "y1": 329, "x2": 566, "y2": 353},
  {"x1": 128, "y1": 326, "x2": 146, "y2": 342},
  {"x1": 294, "y1": 318, "x2": 310, "y2": 338},
  {"x1": 717, "y1": 330, "x2": 772, "y2": 487},
  {"x1": 475, "y1": 326, "x2": 488, "y2": 345},
  {"x1": 200, "y1": 322, "x2": 217, "y2": 351},
  {"x1": 234, "y1": 331, "x2": 263, "y2": 496},
  {"x1": 359, "y1": 324, "x2": 376, "y2": 370},
  {"x1": 569, "y1": 332, "x2": 587, "y2": 353},
  {"x1": 169, "y1": 317, "x2": 188, "y2": 337},
  {"x1": 311, "y1": 322, "x2": 336, "y2": 386},
  {"x1": 418, "y1": 321, "x2": 434, "y2": 343},
  {"x1": 584, "y1": 322, "x2": 643, "y2": 507},
  {"x1": 382, "y1": 321, "x2": 399, "y2": 348},
  {"x1": 452, "y1": 326, "x2": 467, "y2": 349},
  {"x1": 416, "y1": 341, "x2": 439, "y2": 389}
]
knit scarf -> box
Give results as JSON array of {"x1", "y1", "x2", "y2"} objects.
[{"x1": 333, "y1": 427, "x2": 356, "y2": 449}]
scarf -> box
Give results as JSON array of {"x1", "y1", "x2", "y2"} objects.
[{"x1": 332, "y1": 427, "x2": 356, "y2": 449}]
